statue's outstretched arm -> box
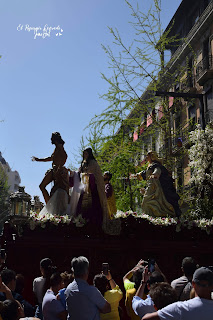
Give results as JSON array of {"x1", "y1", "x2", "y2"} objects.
[{"x1": 31, "y1": 156, "x2": 53, "y2": 162}]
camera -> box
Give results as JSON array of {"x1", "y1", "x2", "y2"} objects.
[{"x1": 148, "y1": 258, "x2": 155, "y2": 273}]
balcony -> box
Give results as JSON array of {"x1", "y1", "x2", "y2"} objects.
[
  {"x1": 196, "y1": 55, "x2": 213, "y2": 86},
  {"x1": 172, "y1": 126, "x2": 191, "y2": 150},
  {"x1": 158, "y1": 126, "x2": 191, "y2": 157},
  {"x1": 181, "y1": 75, "x2": 197, "y2": 93}
]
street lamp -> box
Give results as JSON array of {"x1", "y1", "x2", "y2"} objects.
[{"x1": 10, "y1": 186, "x2": 31, "y2": 216}]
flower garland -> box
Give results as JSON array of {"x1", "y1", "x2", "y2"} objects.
[
  {"x1": 114, "y1": 210, "x2": 213, "y2": 234},
  {"x1": 28, "y1": 211, "x2": 87, "y2": 230},
  {"x1": 26, "y1": 210, "x2": 213, "y2": 234}
]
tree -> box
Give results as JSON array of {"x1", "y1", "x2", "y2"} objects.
[{"x1": 87, "y1": 0, "x2": 192, "y2": 211}]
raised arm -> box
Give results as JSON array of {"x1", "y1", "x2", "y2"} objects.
[
  {"x1": 123, "y1": 260, "x2": 145, "y2": 283},
  {"x1": 154, "y1": 263, "x2": 168, "y2": 283},
  {"x1": 142, "y1": 312, "x2": 160, "y2": 320},
  {"x1": 135, "y1": 266, "x2": 150, "y2": 298},
  {"x1": 0, "y1": 276, "x2": 13, "y2": 300},
  {"x1": 32, "y1": 156, "x2": 53, "y2": 162}
]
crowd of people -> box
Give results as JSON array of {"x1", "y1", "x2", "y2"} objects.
[{"x1": 0, "y1": 255, "x2": 212, "y2": 320}]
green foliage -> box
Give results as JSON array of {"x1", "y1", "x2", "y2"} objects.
[
  {"x1": 84, "y1": 0, "x2": 196, "y2": 212},
  {"x1": 192, "y1": 198, "x2": 213, "y2": 220},
  {"x1": 0, "y1": 165, "x2": 9, "y2": 213}
]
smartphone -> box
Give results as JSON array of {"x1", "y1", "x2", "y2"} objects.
[
  {"x1": 0, "y1": 249, "x2": 5, "y2": 260},
  {"x1": 148, "y1": 259, "x2": 155, "y2": 273},
  {"x1": 102, "y1": 263, "x2": 109, "y2": 275}
]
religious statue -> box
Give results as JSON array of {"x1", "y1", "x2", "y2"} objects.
[
  {"x1": 32, "y1": 132, "x2": 69, "y2": 208},
  {"x1": 136, "y1": 151, "x2": 181, "y2": 218},
  {"x1": 76, "y1": 148, "x2": 108, "y2": 227},
  {"x1": 104, "y1": 171, "x2": 117, "y2": 219}
]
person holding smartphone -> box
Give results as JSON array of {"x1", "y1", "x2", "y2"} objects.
[
  {"x1": 93, "y1": 264, "x2": 123, "y2": 320},
  {"x1": 132, "y1": 265, "x2": 165, "y2": 319},
  {"x1": 123, "y1": 260, "x2": 145, "y2": 320}
]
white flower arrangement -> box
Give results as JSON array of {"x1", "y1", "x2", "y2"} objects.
[
  {"x1": 115, "y1": 210, "x2": 213, "y2": 234},
  {"x1": 71, "y1": 214, "x2": 87, "y2": 227},
  {"x1": 25, "y1": 209, "x2": 213, "y2": 234},
  {"x1": 29, "y1": 210, "x2": 86, "y2": 229},
  {"x1": 189, "y1": 124, "x2": 213, "y2": 187}
]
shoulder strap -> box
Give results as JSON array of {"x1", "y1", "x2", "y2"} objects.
[{"x1": 178, "y1": 280, "x2": 191, "y2": 300}]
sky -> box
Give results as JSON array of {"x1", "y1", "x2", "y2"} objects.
[{"x1": 0, "y1": 0, "x2": 182, "y2": 201}]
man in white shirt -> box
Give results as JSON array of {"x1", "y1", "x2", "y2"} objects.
[
  {"x1": 132, "y1": 266, "x2": 165, "y2": 318},
  {"x1": 142, "y1": 267, "x2": 213, "y2": 320}
]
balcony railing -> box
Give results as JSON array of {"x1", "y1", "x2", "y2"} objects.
[
  {"x1": 159, "y1": 126, "x2": 192, "y2": 157},
  {"x1": 181, "y1": 75, "x2": 196, "y2": 92},
  {"x1": 196, "y1": 55, "x2": 213, "y2": 85},
  {"x1": 172, "y1": 125, "x2": 191, "y2": 149}
]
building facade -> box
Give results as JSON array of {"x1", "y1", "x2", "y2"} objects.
[
  {"x1": 0, "y1": 152, "x2": 21, "y2": 193},
  {"x1": 129, "y1": 0, "x2": 213, "y2": 191}
]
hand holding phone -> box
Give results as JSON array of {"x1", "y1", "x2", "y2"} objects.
[
  {"x1": 148, "y1": 259, "x2": 155, "y2": 273},
  {"x1": 102, "y1": 263, "x2": 109, "y2": 275}
]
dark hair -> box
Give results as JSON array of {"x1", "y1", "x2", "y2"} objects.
[
  {"x1": 1, "y1": 269, "x2": 16, "y2": 286},
  {"x1": 182, "y1": 257, "x2": 197, "y2": 277},
  {"x1": 60, "y1": 271, "x2": 74, "y2": 288},
  {"x1": 133, "y1": 267, "x2": 144, "y2": 290},
  {"x1": 40, "y1": 258, "x2": 57, "y2": 297},
  {"x1": 51, "y1": 132, "x2": 65, "y2": 145},
  {"x1": 148, "y1": 271, "x2": 164, "y2": 286},
  {"x1": 40, "y1": 258, "x2": 53, "y2": 275},
  {"x1": 83, "y1": 148, "x2": 95, "y2": 160},
  {"x1": 93, "y1": 274, "x2": 109, "y2": 296},
  {"x1": 80, "y1": 148, "x2": 96, "y2": 172},
  {"x1": 104, "y1": 171, "x2": 112, "y2": 181},
  {"x1": 50, "y1": 273, "x2": 62, "y2": 287},
  {"x1": 149, "y1": 282, "x2": 177, "y2": 310},
  {"x1": 0, "y1": 300, "x2": 20, "y2": 320}
]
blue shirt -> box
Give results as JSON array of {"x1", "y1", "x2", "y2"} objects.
[
  {"x1": 132, "y1": 295, "x2": 155, "y2": 318},
  {"x1": 58, "y1": 288, "x2": 66, "y2": 309},
  {"x1": 65, "y1": 278, "x2": 107, "y2": 320},
  {"x1": 42, "y1": 289, "x2": 65, "y2": 320},
  {"x1": 158, "y1": 297, "x2": 213, "y2": 320}
]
